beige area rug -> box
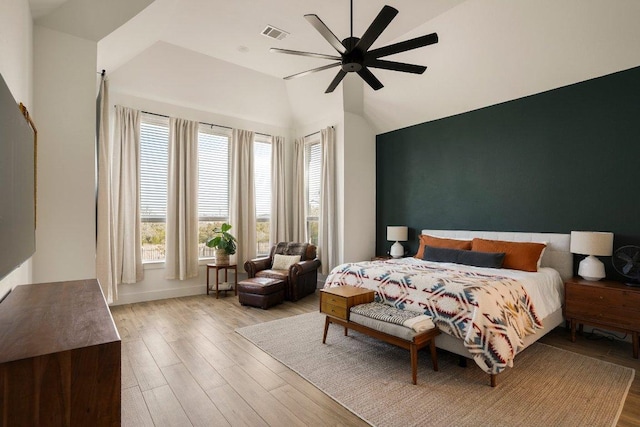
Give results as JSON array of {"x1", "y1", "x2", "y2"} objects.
[{"x1": 236, "y1": 312, "x2": 634, "y2": 427}]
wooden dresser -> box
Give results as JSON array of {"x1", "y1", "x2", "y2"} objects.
[
  {"x1": 564, "y1": 277, "x2": 640, "y2": 359},
  {"x1": 0, "y1": 279, "x2": 121, "y2": 426}
]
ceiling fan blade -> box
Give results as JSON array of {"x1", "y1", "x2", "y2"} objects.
[
  {"x1": 304, "y1": 14, "x2": 347, "y2": 54},
  {"x1": 357, "y1": 67, "x2": 384, "y2": 91},
  {"x1": 364, "y1": 58, "x2": 426, "y2": 74},
  {"x1": 325, "y1": 70, "x2": 347, "y2": 93},
  {"x1": 369, "y1": 33, "x2": 439, "y2": 59},
  {"x1": 355, "y1": 5, "x2": 398, "y2": 52},
  {"x1": 269, "y1": 48, "x2": 340, "y2": 61},
  {"x1": 283, "y1": 62, "x2": 341, "y2": 80}
]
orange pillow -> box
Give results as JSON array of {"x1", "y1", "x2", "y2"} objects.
[
  {"x1": 415, "y1": 235, "x2": 472, "y2": 259},
  {"x1": 471, "y1": 238, "x2": 546, "y2": 272}
]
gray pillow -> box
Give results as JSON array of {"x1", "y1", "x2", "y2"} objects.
[{"x1": 423, "y1": 245, "x2": 505, "y2": 269}]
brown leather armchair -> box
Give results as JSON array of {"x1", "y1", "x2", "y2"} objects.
[{"x1": 244, "y1": 242, "x2": 321, "y2": 301}]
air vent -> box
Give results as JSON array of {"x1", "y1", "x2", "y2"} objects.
[{"x1": 261, "y1": 25, "x2": 289, "y2": 41}]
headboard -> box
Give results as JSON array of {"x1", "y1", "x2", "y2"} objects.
[{"x1": 421, "y1": 230, "x2": 573, "y2": 281}]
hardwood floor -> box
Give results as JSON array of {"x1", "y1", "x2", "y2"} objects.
[{"x1": 111, "y1": 292, "x2": 640, "y2": 426}]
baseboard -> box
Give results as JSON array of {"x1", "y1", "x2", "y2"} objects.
[{"x1": 111, "y1": 284, "x2": 204, "y2": 306}]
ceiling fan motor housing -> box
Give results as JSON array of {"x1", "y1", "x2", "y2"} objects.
[{"x1": 341, "y1": 37, "x2": 363, "y2": 72}]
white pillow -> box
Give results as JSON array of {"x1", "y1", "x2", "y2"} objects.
[{"x1": 272, "y1": 254, "x2": 301, "y2": 270}]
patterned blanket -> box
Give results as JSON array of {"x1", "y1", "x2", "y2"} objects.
[{"x1": 324, "y1": 260, "x2": 543, "y2": 374}]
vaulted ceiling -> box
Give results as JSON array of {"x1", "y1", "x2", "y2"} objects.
[{"x1": 30, "y1": 0, "x2": 640, "y2": 133}]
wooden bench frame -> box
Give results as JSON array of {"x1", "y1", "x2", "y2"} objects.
[{"x1": 322, "y1": 315, "x2": 440, "y2": 385}]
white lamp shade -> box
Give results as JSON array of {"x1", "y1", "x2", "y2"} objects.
[
  {"x1": 387, "y1": 226, "x2": 408, "y2": 242},
  {"x1": 570, "y1": 231, "x2": 614, "y2": 256}
]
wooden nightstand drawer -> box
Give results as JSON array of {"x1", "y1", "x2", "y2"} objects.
[
  {"x1": 319, "y1": 286, "x2": 375, "y2": 321},
  {"x1": 321, "y1": 302, "x2": 348, "y2": 319},
  {"x1": 321, "y1": 293, "x2": 348, "y2": 308},
  {"x1": 566, "y1": 304, "x2": 637, "y2": 330},
  {"x1": 566, "y1": 284, "x2": 623, "y2": 307}
]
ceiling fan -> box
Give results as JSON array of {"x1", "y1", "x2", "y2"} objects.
[{"x1": 270, "y1": 0, "x2": 439, "y2": 93}]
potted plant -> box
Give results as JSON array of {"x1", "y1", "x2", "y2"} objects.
[{"x1": 205, "y1": 223, "x2": 237, "y2": 265}]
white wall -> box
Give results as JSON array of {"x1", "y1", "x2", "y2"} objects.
[
  {"x1": 0, "y1": 0, "x2": 33, "y2": 299},
  {"x1": 108, "y1": 41, "x2": 293, "y2": 130},
  {"x1": 32, "y1": 26, "x2": 97, "y2": 283},
  {"x1": 339, "y1": 76, "x2": 376, "y2": 264},
  {"x1": 342, "y1": 111, "x2": 376, "y2": 263}
]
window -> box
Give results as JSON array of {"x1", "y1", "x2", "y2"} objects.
[
  {"x1": 140, "y1": 115, "x2": 169, "y2": 262},
  {"x1": 254, "y1": 136, "x2": 272, "y2": 256},
  {"x1": 139, "y1": 115, "x2": 231, "y2": 262},
  {"x1": 305, "y1": 140, "x2": 321, "y2": 245},
  {"x1": 198, "y1": 125, "x2": 230, "y2": 258}
]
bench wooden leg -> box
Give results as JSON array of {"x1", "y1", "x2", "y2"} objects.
[
  {"x1": 410, "y1": 343, "x2": 418, "y2": 385},
  {"x1": 490, "y1": 374, "x2": 497, "y2": 387},
  {"x1": 429, "y1": 340, "x2": 438, "y2": 371},
  {"x1": 322, "y1": 316, "x2": 330, "y2": 344}
]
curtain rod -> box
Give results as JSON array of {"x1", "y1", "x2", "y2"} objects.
[
  {"x1": 141, "y1": 110, "x2": 271, "y2": 138},
  {"x1": 304, "y1": 125, "x2": 334, "y2": 139},
  {"x1": 304, "y1": 131, "x2": 319, "y2": 139}
]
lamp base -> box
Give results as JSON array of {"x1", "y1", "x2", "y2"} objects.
[
  {"x1": 578, "y1": 255, "x2": 606, "y2": 281},
  {"x1": 390, "y1": 241, "x2": 404, "y2": 258}
]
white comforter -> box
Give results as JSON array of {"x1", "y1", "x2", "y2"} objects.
[{"x1": 324, "y1": 257, "x2": 564, "y2": 374}]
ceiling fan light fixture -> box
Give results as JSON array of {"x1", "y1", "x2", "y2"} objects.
[{"x1": 271, "y1": 2, "x2": 438, "y2": 93}]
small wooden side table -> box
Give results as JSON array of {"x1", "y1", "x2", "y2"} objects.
[{"x1": 206, "y1": 263, "x2": 238, "y2": 299}]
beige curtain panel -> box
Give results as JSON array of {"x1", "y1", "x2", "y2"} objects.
[
  {"x1": 96, "y1": 77, "x2": 115, "y2": 302},
  {"x1": 291, "y1": 137, "x2": 306, "y2": 243},
  {"x1": 270, "y1": 135, "x2": 288, "y2": 244},
  {"x1": 319, "y1": 126, "x2": 337, "y2": 274},
  {"x1": 230, "y1": 128, "x2": 256, "y2": 265},
  {"x1": 97, "y1": 101, "x2": 144, "y2": 303},
  {"x1": 165, "y1": 117, "x2": 199, "y2": 280}
]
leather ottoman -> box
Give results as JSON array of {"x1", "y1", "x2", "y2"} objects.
[{"x1": 237, "y1": 277, "x2": 285, "y2": 309}]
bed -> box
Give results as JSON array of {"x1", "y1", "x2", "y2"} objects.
[{"x1": 323, "y1": 230, "x2": 572, "y2": 385}]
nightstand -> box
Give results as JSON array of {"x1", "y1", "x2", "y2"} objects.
[
  {"x1": 320, "y1": 285, "x2": 375, "y2": 320},
  {"x1": 564, "y1": 277, "x2": 640, "y2": 358}
]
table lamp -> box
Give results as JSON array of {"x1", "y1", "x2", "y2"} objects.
[
  {"x1": 570, "y1": 231, "x2": 614, "y2": 281},
  {"x1": 387, "y1": 226, "x2": 408, "y2": 258}
]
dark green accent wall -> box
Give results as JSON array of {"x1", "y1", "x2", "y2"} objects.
[{"x1": 376, "y1": 65, "x2": 640, "y2": 271}]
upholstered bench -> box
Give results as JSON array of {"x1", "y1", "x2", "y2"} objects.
[
  {"x1": 237, "y1": 277, "x2": 285, "y2": 309},
  {"x1": 322, "y1": 302, "x2": 439, "y2": 385}
]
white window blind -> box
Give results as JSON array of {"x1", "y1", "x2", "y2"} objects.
[
  {"x1": 254, "y1": 137, "x2": 271, "y2": 220},
  {"x1": 198, "y1": 126, "x2": 230, "y2": 220},
  {"x1": 140, "y1": 115, "x2": 169, "y2": 221},
  {"x1": 254, "y1": 136, "x2": 271, "y2": 255},
  {"x1": 305, "y1": 141, "x2": 321, "y2": 218},
  {"x1": 305, "y1": 140, "x2": 321, "y2": 245}
]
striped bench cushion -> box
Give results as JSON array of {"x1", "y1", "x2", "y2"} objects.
[{"x1": 350, "y1": 302, "x2": 421, "y2": 326}]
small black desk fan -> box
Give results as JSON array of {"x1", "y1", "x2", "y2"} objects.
[{"x1": 612, "y1": 245, "x2": 640, "y2": 286}]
